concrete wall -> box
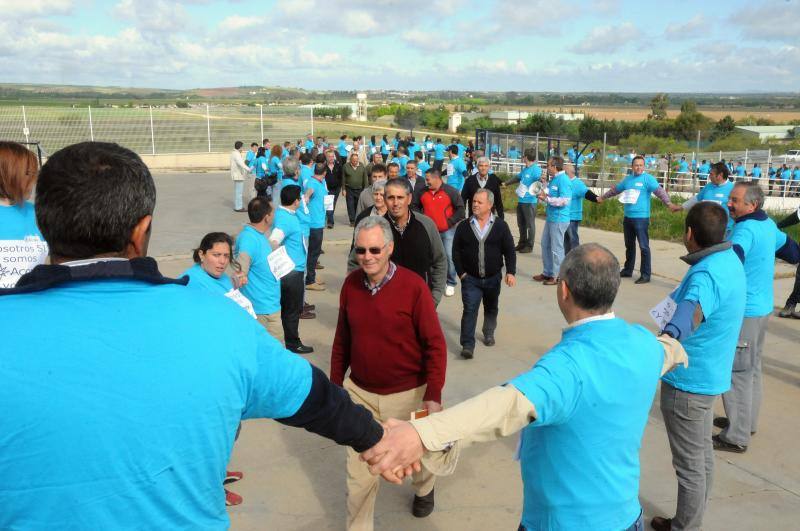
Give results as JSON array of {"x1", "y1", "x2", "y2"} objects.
[{"x1": 139, "y1": 152, "x2": 229, "y2": 171}]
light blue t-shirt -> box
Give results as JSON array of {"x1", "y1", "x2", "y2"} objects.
[
  {"x1": 457, "y1": 143, "x2": 467, "y2": 158},
  {"x1": 616, "y1": 173, "x2": 660, "y2": 219},
  {"x1": 569, "y1": 176, "x2": 588, "y2": 221},
  {"x1": 735, "y1": 166, "x2": 746, "y2": 177},
  {"x1": 299, "y1": 164, "x2": 313, "y2": 187},
  {"x1": 268, "y1": 156, "x2": 283, "y2": 181},
  {"x1": 678, "y1": 160, "x2": 689, "y2": 173},
  {"x1": 698, "y1": 163, "x2": 711, "y2": 177},
  {"x1": 306, "y1": 177, "x2": 327, "y2": 230},
  {"x1": 731, "y1": 215, "x2": 787, "y2": 317},
  {"x1": 0, "y1": 277, "x2": 311, "y2": 529},
  {"x1": 418, "y1": 160, "x2": 431, "y2": 175},
  {"x1": 794, "y1": 169, "x2": 800, "y2": 181},
  {"x1": 695, "y1": 180, "x2": 734, "y2": 233},
  {"x1": 509, "y1": 317, "x2": 662, "y2": 531},
  {"x1": 752, "y1": 167, "x2": 762, "y2": 178},
  {"x1": 381, "y1": 140, "x2": 389, "y2": 155},
  {"x1": 545, "y1": 171, "x2": 572, "y2": 223},
  {"x1": 0, "y1": 202, "x2": 49, "y2": 289},
  {"x1": 517, "y1": 163, "x2": 542, "y2": 205},
  {"x1": 235, "y1": 225, "x2": 281, "y2": 315},
  {"x1": 662, "y1": 248, "x2": 746, "y2": 395},
  {"x1": 254, "y1": 156, "x2": 268, "y2": 178},
  {"x1": 397, "y1": 156, "x2": 409, "y2": 177},
  {"x1": 433, "y1": 143, "x2": 446, "y2": 161},
  {"x1": 280, "y1": 180, "x2": 311, "y2": 237},
  {"x1": 273, "y1": 207, "x2": 306, "y2": 273},
  {"x1": 337, "y1": 140, "x2": 348, "y2": 157},
  {"x1": 447, "y1": 157, "x2": 467, "y2": 191},
  {"x1": 304, "y1": 139, "x2": 314, "y2": 152},
  {"x1": 182, "y1": 263, "x2": 233, "y2": 295}
]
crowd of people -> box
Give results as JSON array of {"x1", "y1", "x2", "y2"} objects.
[{"x1": 1, "y1": 135, "x2": 800, "y2": 531}]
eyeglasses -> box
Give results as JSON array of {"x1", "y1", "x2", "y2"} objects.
[{"x1": 354, "y1": 245, "x2": 386, "y2": 255}]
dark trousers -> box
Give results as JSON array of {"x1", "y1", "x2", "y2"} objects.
[
  {"x1": 563, "y1": 220, "x2": 581, "y2": 255},
  {"x1": 345, "y1": 187, "x2": 363, "y2": 223},
  {"x1": 305, "y1": 228, "x2": 324, "y2": 285},
  {"x1": 381, "y1": 153, "x2": 388, "y2": 163},
  {"x1": 622, "y1": 217, "x2": 651, "y2": 277},
  {"x1": 515, "y1": 202, "x2": 536, "y2": 248},
  {"x1": 326, "y1": 186, "x2": 341, "y2": 226},
  {"x1": 786, "y1": 263, "x2": 800, "y2": 305},
  {"x1": 459, "y1": 272, "x2": 501, "y2": 350},
  {"x1": 280, "y1": 270, "x2": 304, "y2": 348},
  {"x1": 433, "y1": 159, "x2": 444, "y2": 172}
]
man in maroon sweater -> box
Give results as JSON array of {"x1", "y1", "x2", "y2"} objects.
[{"x1": 331, "y1": 215, "x2": 448, "y2": 530}]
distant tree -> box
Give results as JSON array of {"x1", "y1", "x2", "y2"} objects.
[
  {"x1": 648, "y1": 93, "x2": 669, "y2": 120},
  {"x1": 712, "y1": 115, "x2": 736, "y2": 140},
  {"x1": 679, "y1": 100, "x2": 697, "y2": 114},
  {"x1": 395, "y1": 107, "x2": 421, "y2": 134},
  {"x1": 176, "y1": 101, "x2": 189, "y2": 108},
  {"x1": 674, "y1": 100, "x2": 711, "y2": 140}
]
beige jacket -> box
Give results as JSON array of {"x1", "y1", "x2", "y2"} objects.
[{"x1": 230, "y1": 149, "x2": 250, "y2": 181}]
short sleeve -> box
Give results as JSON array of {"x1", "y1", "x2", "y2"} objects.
[
  {"x1": 616, "y1": 178, "x2": 629, "y2": 191},
  {"x1": 680, "y1": 270, "x2": 718, "y2": 318},
  {"x1": 646, "y1": 174, "x2": 659, "y2": 192},
  {"x1": 242, "y1": 327, "x2": 313, "y2": 419},
  {"x1": 507, "y1": 350, "x2": 582, "y2": 427},
  {"x1": 775, "y1": 226, "x2": 788, "y2": 251},
  {"x1": 731, "y1": 225, "x2": 755, "y2": 255},
  {"x1": 236, "y1": 232, "x2": 258, "y2": 259}
]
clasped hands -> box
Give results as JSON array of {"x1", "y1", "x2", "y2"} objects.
[{"x1": 360, "y1": 400, "x2": 441, "y2": 485}]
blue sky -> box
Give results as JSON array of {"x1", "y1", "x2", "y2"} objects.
[{"x1": 2, "y1": 0, "x2": 798, "y2": 92}]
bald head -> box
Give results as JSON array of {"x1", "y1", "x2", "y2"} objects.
[{"x1": 559, "y1": 243, "x2": 620, "y2": 312}]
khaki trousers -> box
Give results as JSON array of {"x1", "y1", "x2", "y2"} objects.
[
  {"x1": 343, "y1": 378, "x2": 435, "y2": 531},
  {"x1": 256, "y1": 311, "x2": 283, "y2": 343}
]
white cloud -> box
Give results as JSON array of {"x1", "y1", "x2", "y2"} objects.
[
  {"x1": 569, "y1": 22, "x2": 640, "y2": 54},
  {"x1": 664, "y1": 14, "x2": 706, "y2": 41},
  {"x1": 590, "y1": 0, "x2": 621, "y2": 14},
  {"x1": 217, "y1": 15, "x2": 264, "y2": 32},
  {"x1": 729, "y1": 1, "x2": 800, "y2": 42},
  {"x1": 0, "y1": 0, "x2": 73, "y2": 17},
  {"x1": 114, "y1": 0, "x2": 189, "y2": 34}
]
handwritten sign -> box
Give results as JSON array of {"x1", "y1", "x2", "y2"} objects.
[
  {"x1": 267, "y1": 246, "x2": 296, "y2": 280},
  {"x1": 649, "y1": 295, "x2": 677, "y2": 330},
  {"x1": 225, "y1": 289, "x2": 257, "y2": 319},
  {"x1": 324, "y1": 194, "x2": 335, "y2": 211}
]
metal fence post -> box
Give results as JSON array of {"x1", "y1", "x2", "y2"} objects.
[
  {"x1": 744, "y1": 148, "x2": 748, "y2": 169},
  {"x1": 21, "y1": 105, "x2": 30, "y2": 143},
  {"x1": 88, "y1": 106, "x2": 94, "y2": 141},
  {"x1": 535, "y1": 133, "x2": 539, "y2": 161},
  {"x1": 310, "y1": 107, "x2": 314, "y2": 137},
  {"x1": 149, "y1": 106, "x2": 156, "y2": 155},
  {"x1": 206, "y1": 104, "x2": 211, "y2": 153},
  {"x1": 258, "y1": 104, "x2": 264, "y2": 141},
  {"x1": 600, "y1": 132, "x2": 607, "y2": 193}
]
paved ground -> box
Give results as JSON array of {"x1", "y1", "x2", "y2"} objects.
[{"x1": 152, "y1": 172, "x2": 800, "y2": 531}]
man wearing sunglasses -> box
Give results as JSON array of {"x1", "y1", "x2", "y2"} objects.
[{"x1": 332, "y1": 216, "x2": 447, "y2": 529}]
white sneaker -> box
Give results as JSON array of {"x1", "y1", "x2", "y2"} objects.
[{"x1": 445, "y1": 285, "x2": 455, "y2": 297}]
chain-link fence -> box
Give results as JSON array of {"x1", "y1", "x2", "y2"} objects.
[{"x1": 0, "y1": 105, "x2": 314, "y2": 157}]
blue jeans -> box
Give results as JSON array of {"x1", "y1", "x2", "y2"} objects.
[
  {"x1": 563, "y1": 220, "x2": 580, "y2": 255},
  {"x1": 622, "y1": 217, "x2": 651, "y2": 277},
  {"x1": 541, "y1": 221, "x2": 569, "y2": 278},
  {"x1": 459, "y1": 273, "x2": 501, "y2": 350},
  {"x1": 440, "y1": 228, "x2": 457, "y2": 287},
  {"x1": 233, "y1": 180, "x2": 244, "y2": 210}
]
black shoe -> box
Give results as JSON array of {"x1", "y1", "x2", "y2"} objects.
[
  {"x1": 518, "y1": 246, "x2": 533, "y2": 254},
  {"x1": 320, "y1": 248, "x2": 325, "y2": 254},
  {"x1": 303, "y1": 303, "x2": 316, "y2": 312},
  {"x1": 299, "y1": 311, "x2": 316, "y2": 319},
  {"x1": 620, "y1": 270, "x2": 633, "y2": 278},
  {"x1": 650, "y1": 516, "x2": 672, "y2": 531},
  {"x1": 287, "y1": 344, "x2": 314, "y2": 355},
  {"x1": 412, "y1": 488, "x2": 435, "y2": 518},
  {"x1": 713, "y1": 416, "x2": 729, "y2": 429},
  {"x1": 712, "y1": 434, "x2": 747, "y2": 453},
  {"x1": 778, "y1": 303, "x2": 796, "y2": 318},
  {"x1": 634, "y1": 276, "x2": 651, "y2": 284},
  {"x1": 460, "y1": 348, "x2": 473, "y2": 359},
  {"x1": 483, "y1": 335, "x2": 495, "y2": 346},
  {"x1": 326, "y1": 224, "x2": 334, "y2": 229},
  {"x1": 515, "y1": 243, "x2": 524, "y2": 251},
  {"x1": 349, "y1": 221, "x2": 355, "y2": 227}
]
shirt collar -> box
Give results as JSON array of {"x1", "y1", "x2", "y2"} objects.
[
  {"x1": 279, "y1": 205, "x2": 297, "y2": 215},
  {"x1": 734, "y1": 209, "x2": 768, "y2": 223},
  {"x1": 471, "y1": 213, "x2": 495, "y2": 226},
  {"x1": 564, "y1": 312, "x2": 615, "y2": 331},
  {"x1": 363, "y1": 261, "x2": 397, "y2": 295},
  {"x1": 62, "y1": 257, "x2": 130, "y2": 267},
  {"x1": 680, "y1": 241, "x2": 732, "y2": 266}
]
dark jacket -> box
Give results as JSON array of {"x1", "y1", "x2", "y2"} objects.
[
  {"x1": 324, "y1": 160, "x2": 343, "y2": 190},
  {"x1": 453, "y1": 215, "x2": 516, "y2": 279},
  {"x1": 461, "y1": 174, "x2": 504, "y2": 219}
]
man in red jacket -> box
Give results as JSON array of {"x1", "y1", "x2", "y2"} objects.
[{"x1": 331, "y1": 215, "x2": 448, "y2": 530}]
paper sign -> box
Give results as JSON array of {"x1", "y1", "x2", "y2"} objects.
[
  {"x1": 515, "y1": 183, "x2": 528, "y2": 198},
  {"x1": 618, "y1": 189, "x2": 641, "y2": 204},
  {"x1": 0, "y1": 237, "x2": 49, "y2": 289},
  {"x1": 267, "y1": 246, "x2": 296, "y2": 280},
  {"x1": 649, "y1": 295, "x2": 677, "y2": 330},
  {"x1": 225, "y1": 289, "x2": 257, "y2": 319},
  {"x1": 324, "y1": 194, "x2": 335, "y2": 211}
]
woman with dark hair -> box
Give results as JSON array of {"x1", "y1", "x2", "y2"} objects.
[
  {"x1": 369, "y1": 135, "x2": 377, "y2": 157},
  {"x1": 253, "y1": 147, "x2": 269, "y2": 198},
  {"x1": 380, "y1": 134, "x2": 389, "y2": 162},
  {"x1": 0, "y1": 141, "x2": 49, "y2": 288},
  {"x1": 182, "y1": 232, "x2": 244, "y2": 294},
  {"x1": 180, "y1": 231, "x2": 249, "y2": 507}
]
